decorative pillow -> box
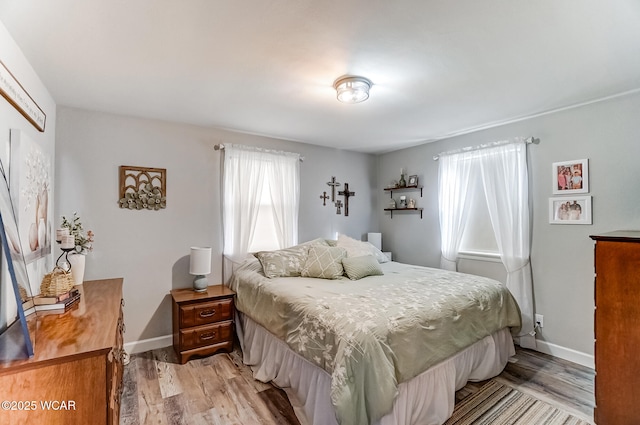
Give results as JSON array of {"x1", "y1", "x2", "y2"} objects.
[
  {"x1": 254, "y1": 245, "x2": 309, "y2": 278},
  {"x1": 299, "y1": 238, "x2": 331, "y2": 247},
  {"x1": 342, "y1": 255, "x2": 384, "y2": 280},
  {"x1": 301, "y1": 246, "x2": 347, "y2": 279},
  {"x1": 336, "y1": 233, "x2": 389, "y2": 263}
]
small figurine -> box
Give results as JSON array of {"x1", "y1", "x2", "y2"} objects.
[
  {"x1": 408, "y1": 199, "x2": 416, "y2": 208},
  {"x1": 399, "y1": 195, "x2": 407, "y2": 208}
]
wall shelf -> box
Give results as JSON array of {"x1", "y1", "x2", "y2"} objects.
[
  {"x1": 384, "y1": 186, "x2": 423, "y2": 198},
  {"x1": 384, "y1": 208, "x2": 423, "y2": 219}
]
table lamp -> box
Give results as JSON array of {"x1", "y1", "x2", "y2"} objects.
[{"x1": 189, "y1": 247, "x2": 212, "y2": 292}]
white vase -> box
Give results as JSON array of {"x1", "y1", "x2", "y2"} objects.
[{"x1": 68, "y1": 253, "x2": 86, "y2": 286}]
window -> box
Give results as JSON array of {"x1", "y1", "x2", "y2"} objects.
[
  {"x1": 248, "y1": 180, "x2": 280, "y2": 252},
  {"x1": 458, "y1": 176, "x2": 499, "y2": 257}
]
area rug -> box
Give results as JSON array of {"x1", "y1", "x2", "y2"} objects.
[{"x1": 445, "y1": 380, "x2": 592, "y2": 425}]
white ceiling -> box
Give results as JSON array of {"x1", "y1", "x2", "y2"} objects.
[{"x1": 1, "y1": 0, "x2": 639, "y2": 153}]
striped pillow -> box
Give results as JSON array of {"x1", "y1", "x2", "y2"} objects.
[{"x1": 342, "y1": 255, "x2": 384, "y2": 280}]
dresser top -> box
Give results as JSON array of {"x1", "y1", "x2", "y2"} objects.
[
  {"x1": 590, "y1": 230, "x2": 640, "y2": 242},
  {"x1": 0, "y1": 278, "x2": 123, "y2": 372}
]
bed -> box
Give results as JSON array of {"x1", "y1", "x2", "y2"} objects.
[{"x1": 228, "y1": 240, "x2": 521, "y2": 425}]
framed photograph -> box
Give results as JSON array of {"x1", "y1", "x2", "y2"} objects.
[
  {"x1": 552, "y1": 159, "x2": 588, "y2": 194},
  {"x1": 549, "y1": 196, "x2": 592, "y2": 224},
  {"x1": 407, "y1": 175, "x2": 418, "y2": 187}
]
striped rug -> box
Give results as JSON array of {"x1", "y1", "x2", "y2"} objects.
[{"x1": 445, "y1": 380, "x2": 591, "y2": 425}]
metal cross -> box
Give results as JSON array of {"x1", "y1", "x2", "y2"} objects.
[
  {"x1": 320, "y1": 191, "x2": 329, "y2": 206},
  {"x1": 326, "y1": 176, "x2": 341, "y2": 202},
  {"x1": 335, "y1": 200, "x2": 343, "y2": 215},
  {"x1": 338, "y1": 183, "x2": 355, "y2": 217}
]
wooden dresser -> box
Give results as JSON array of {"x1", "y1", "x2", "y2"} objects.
[
  {"x1": 171, "y1": 285, "x2": 234, "y2": 364},
  {"x1": 0, "y1": 278, "x2": 125, "y2": 425},
  {"x1": 590, "y1": 232, "x2": 640, "y2": 424}
]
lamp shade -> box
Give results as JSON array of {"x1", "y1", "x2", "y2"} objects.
[
  {"x1": 189, "y1": 247, "x2": 212, "y2": 275},
  {"x1": 367, "y1": 232, "x2": 382, "y2": 251}
]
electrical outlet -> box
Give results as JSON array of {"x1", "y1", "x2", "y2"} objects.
[{"x1": 535, "y1": 314, "x2": 544, "y2": 328}]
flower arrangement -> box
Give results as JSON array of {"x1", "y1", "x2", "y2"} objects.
[{"x1": 60, "y1": 212, "x2": 94, "y2": 254}]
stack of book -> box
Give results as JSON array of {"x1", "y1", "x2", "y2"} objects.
[{"x1": 33, "y1": 288, "x2": 82, "y2": 312}]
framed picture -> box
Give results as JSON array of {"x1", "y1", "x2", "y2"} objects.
[
  {"x1": 407, "y1": 175, "x2": 418, "y2": 187},
  {"x1": 549, "y1": 196, "x2": 592, "y2": 224},
  {"x1": 552, "y1": 159, "x2": 588, "y2": 194}
]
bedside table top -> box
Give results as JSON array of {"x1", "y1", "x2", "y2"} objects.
[{"x1": 170, "y1": 285, "x2": 235, "y2": 303}]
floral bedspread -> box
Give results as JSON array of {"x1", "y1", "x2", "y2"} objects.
[{"x1": 229, "y1": 258, "x2": 521, "y2": 425}]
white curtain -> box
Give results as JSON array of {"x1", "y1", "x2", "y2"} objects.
[
  {"x1": 477, "y1": 142, "x2": 535, "y2": 348},
  {"x1": 266, "y1": 152, "x2": 300, "y2": 249},
  {"x1": 437, "y1": 141, "x2": 535, "y2": 348},
  {"x1": 222, "y1": 144, "x2": 300, "y2": 282},
  {"x1": 438, "y1": 151, "x2": 474, "y2": 271}
]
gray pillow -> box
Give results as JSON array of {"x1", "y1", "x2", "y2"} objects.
[
  {"x1": 254, "y1": 245, "x2": 309, "y2": 278},
  {"x1": 301, "y1": 246, "x2": 347, "y2": 279},
  {"x1": 342, "y1": 255, "x2": 384, "y2": 280}
]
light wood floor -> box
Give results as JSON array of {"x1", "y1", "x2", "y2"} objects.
[{"x1": 120, "y1": 345, "x2": 594, "y2": 425}]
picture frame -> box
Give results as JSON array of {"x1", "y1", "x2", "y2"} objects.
[
  {"x1": 552, "y1": 159, "x2": 588, "y2": 194},
  {"x1": 549, "y1": 196, "x2": 592, "y2": 225},
  {"x1": 407, "y1": 175, "x2": 418, "y2": 187}
]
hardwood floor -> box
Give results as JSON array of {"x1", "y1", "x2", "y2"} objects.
[{"x1": 120, "y1": 345, "x2": 594, "y2": 425}]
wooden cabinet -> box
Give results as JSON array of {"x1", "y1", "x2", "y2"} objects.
[
  {"x1": 0, "y1": 278, "x2": 125, "y2": 425},
  {"x1": 171, "y1": 285, "x2": 235, "y2": 364},
  {"x1": 590, "y1": 231, "x2": 640, "y2": 425}
]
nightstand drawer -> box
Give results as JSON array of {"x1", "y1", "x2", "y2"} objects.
[
  {"x1": 179, "y1": 298, "x2": 233, "y2": 328},
  {"x1": 179, "y1": 321, "x2": 233, "y2": 351}
]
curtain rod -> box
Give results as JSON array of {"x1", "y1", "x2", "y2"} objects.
[
  {"x1": 432, "y1": 137, "x2": 538, "y2": 161},
  {"x1": 214, "y1": 143, "x2": 304, "y2": 162}
]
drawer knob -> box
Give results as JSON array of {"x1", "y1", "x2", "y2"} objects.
[
  {"x1": 199, "y1": 309, "x2": 216, "y2": 318},
  {"x1": 200, "y1": 331, "x2": 216, "y2": 341}
]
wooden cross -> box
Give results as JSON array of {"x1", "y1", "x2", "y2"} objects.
[
  {"x1": 335, "y1": 200, "x2": 343, "y2": 215},
  {"x1": 338, "y1": 183, "x2": 355, "y2": 217},
  {"x1": 326, "y1": 176, "x2": 341, "y2": 202},
  {"x1": 320, "y1": 191, "x2": 329, "y2": 206}
]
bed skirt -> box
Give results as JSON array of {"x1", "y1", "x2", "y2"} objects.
[{"x1": 236, "y1": 312, "x2": 515, "y2": 425}]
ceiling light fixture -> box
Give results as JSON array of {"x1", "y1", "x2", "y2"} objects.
[{"x1": 333, "y1": 76, "x2": 372, "y2": 104}]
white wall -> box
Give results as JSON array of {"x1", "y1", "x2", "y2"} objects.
[
  {"x1": 377, "y1": 91, "x2": 640, "y2": 362},
  {"x1": 55, "y1": 107, "x2": 377, "y2": 344},
  {"x1": 0, "y1": 22, "x2": 56, "y2": 328}
]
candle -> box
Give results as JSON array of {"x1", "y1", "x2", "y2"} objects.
[
  {"x1": 61, "y1": 234, "x2": 75, "y2": 250},
  {"x1": 56, "y1": 228, "x2": 69, "y2": 242}
]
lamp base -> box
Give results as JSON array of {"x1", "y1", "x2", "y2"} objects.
[{"x1": 193, "y1": 275, "x2": 208, "y2": 292}]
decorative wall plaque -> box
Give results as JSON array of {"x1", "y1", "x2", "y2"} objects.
[{"x1": 118, "y1": 166, "x2": 166, "y2": 210}]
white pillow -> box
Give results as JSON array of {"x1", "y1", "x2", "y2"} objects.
[{"x1": 336, "y1": 233, "x2": 389, "y2": 263}]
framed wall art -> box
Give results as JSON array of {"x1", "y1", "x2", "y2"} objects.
[
  {"x1": 552, "y1": 159, "x2": 589, "y2": 194},
  {"x1": 549, "y1": 196, "x2": 592, "y2": 225}
]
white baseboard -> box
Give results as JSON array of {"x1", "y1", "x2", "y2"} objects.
[
  {"x1": 534, "y1": 339, "x2": 594, "y2": 369},
  {"x1": 124, "y1": 334, "x2": 172, "y2": 355}
]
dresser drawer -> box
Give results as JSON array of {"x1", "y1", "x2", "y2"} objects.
[
  {"x1": 179, "y1": 298, "x2": 233, "y2": 327},
  {"x1": 179, "y1": 321, "x2": 233, "y2": 351}
]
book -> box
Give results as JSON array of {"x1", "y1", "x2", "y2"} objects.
[
  {"x1": 34, "y1": 291, "x2": 82, "y2": 312},
  {"x1": 33, "y1": 288, "x2": 79, "y2": 305}
]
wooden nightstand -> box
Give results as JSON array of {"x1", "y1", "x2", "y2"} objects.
[{"x1": 170, "y1": 285, "x2": 235, "y2": 364}]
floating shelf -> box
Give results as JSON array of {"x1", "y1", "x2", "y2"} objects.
[
  {"x1": 384, "y1": 208, "x2": 423, "y2": 219},
  {"x1": 383, "y1": 186, "x2": 423, "y2": 198}
]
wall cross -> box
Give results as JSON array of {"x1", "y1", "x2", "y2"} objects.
[
  {"x1": 338, "y1": 183, "x2": 355, "y2": 217},
  {"x1": 326, "y1": 176, "x2": 341, "y2": 202},
  {"x1": 320, "y1": 191, "x2": 329, "y2": 206}
]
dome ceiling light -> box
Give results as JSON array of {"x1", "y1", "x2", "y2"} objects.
[{"x1": 333, "y1": 76, "x2": 372, "y2": 104}]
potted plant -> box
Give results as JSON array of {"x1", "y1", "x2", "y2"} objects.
[{"x1": 60, "y1": 212, "x2": 94, "y2": 285}]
